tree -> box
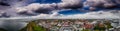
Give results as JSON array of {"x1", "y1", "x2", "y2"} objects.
[
  {"x1": 20, "y1": 21, "x2": 47, "y2": 31},
  {"x1": 0, "y1": 28, "x2": 7, "y2": 31}
]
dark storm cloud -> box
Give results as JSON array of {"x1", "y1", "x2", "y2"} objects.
[
  {"x1": 0, "y1": 0, "x2": 35, "y2": 17},
  {"x1": 0, "y1": 2, "x2": 10, "y2": 6},
  {"x1": 115, "y1": 0, "x2": 120, "y2": 4},
  {"x1": 16, "y1": 3, "x2": 57, "y2": 15},
  {"x1": 57, "y1": 0, "x2": 83, "y2": 9},
  {"x1": 16, "y1": 0, "x2": 120, "y2": 15},
  {"x1": 0, "y1": 0, "x2": 120, "y2": 18},
  {"x1": 84, "y1": 0, "x2": 120, "y2": 8},
  {"x1": 16, "y1": 0, "x2": 83, "y2": 15}
]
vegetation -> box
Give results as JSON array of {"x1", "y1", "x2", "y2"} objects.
[
  {"x1": 20, "y1": 21, "x2": 47, "y2": 31},
  {"x1": 0, "y1": 28, "x2": 7, "y2": 31},
  {"x1": 104, "y1": 21, "x2": 113, "y2": 29},
  {"x1": 94, "y1": 24, "x2": 106, "y2": 31},
  {"x1": 82, "y1": 29, "x2": 91, "y2": 31}
]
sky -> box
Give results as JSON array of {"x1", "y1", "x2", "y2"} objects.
[
  {"x1": 0, "y1": 0, "x2": 120, "y2": 19},
  {"x1": 0, "y1": 0, "x2": 120, "y2": 30}
]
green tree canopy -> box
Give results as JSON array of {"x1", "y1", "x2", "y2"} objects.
[{"x1": 20, "y1": 21, "x2": 47, "y2": 31}]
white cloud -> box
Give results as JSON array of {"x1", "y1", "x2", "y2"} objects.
[
  {"x1": 58, "y1": 0, "x2": 83, "y2": 9},
  {"x1": 27, "y1": 10, "x2": 119, "y2": 19},
  {"x1": 16, "y1": 3, "x2": 57, "y2": 14},
  {"x1": 61, "y1": 0, "x2": 83, "y2": 5},
  {"x1": 0, "y1": 0, "x2": 36, "y2": 17},
  {"x1": 0, "y1": 10, "x2": 119, "y2": 19},
  {"x1": 84, "y1": 0, "x2": 116, "y2": 8},
  {"x1": 0, "y1": 0, "x2": 120, "y2": 19},
  {"x1": 59, "y1": 12, "x2": 119, "y2": 19},
  {"x1": 10, "y1": 0, "x2": 35, "y2": 7},
  {"x1": 115, "y1": 0, "x2": 120, "y2": 4},
  {"x1": 14, "y1": 0, "x2": 119, "y2": 16},
  {"x1": 15, "y1": 0, "x2": 83, "y2": 14}
]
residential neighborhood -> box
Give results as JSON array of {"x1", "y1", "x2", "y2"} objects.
[{"x1": 20, "y1": 19, "x2": 120, "y2": 31}]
